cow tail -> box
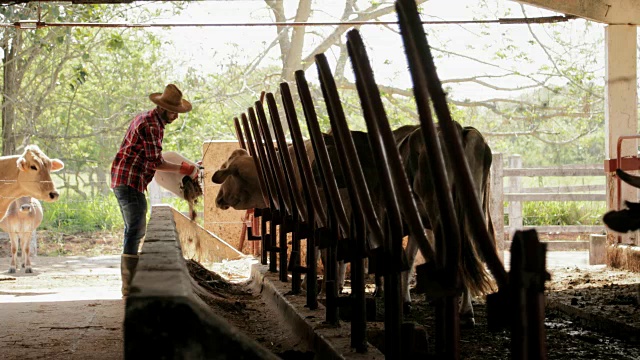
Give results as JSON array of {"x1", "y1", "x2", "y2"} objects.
[{"x1": 458, "y1": 161, "x2": 497, "y2": 297}]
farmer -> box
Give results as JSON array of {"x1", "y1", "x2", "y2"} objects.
[{"x1": 110, "y1": 83, "x2": 200, "y2": 297}]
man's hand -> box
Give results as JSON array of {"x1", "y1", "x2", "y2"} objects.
[{"x1": 179, "y1": 161, "x2": 200, "y2": 180}]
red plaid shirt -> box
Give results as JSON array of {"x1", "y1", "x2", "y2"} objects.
[{"x1": 110, "y1": 108, "x2": 165, "y2": 192}]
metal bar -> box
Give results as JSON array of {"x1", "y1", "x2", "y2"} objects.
[
  {"x1": 266, "y1": 93, "x2": 307, "y2": 223},
  {"x1": 266, "y1": 93, "x2": 306, "y2": 288},
  {"x1": 510, "y1": 231, "x2": 527, "y2": 360},
  {"x1": 395, "y1": 0, "x2": 509, "y2": 290},
  {"x1": 281, "y1": 85, "x2": 327, "y2": 228},
  {"x1": 603, "y1": 157, "x2": 640, "y2": 173},
  {"x1": 240, "y1": 114, "x2": 270, "y2": 208},
  {"x1": 1, "y1": 15, "x2": 576, "y2": 29},
  {"x1": 522, "y1": 231, "x2": 548, "y2": 360},
  {"x1": 255, "y1": 101, "x2": 293, "y2": 216},
  {"x1": 233, "y1": 117, "x2": 246, "y2": 150},
  {"x1": 241, "y1": 113, "x2": 271, "y2": 265},
  {"x1": 395, "y1": 3, "x2": 466, "y2": 354},
  {"x1": 314, "y1": 53, "x2": 384, "y2": 253},
  {"x1": 280, "y1": 82, "x2": 322, "y2": 309},
  {"x1": 350, "y1": 212, "x2": 368, "y2": 352},
  {"x1": 346, "y1": 32, "x2": 405, "y2": 360},
  {"x1": 233, "y1": 116, "x2": 249, "y2": 253},
  {"x1": 261, "y1": 210, "x2": 270, "y2": 266},
  {"x1": 294, "y1": 74, "x2": 350, "y2": 239},
  {"x1": 295, "y1": 71, "x2": 342, "y2": 325},
  {"x1": 248, "y1": 108, "x2": 280, "y2": 273},
  {"x1": 315, "y1": 54, "x2": 370, "y2": 352},
  {"x1": 255, "y1": 101, "x2": 291, "y2": 281},
  {"x1": 248, "y1": 109, "x2": 281, "y2": 213}
]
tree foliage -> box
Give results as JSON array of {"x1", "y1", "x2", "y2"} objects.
[
  {"x1": 0, "y1": 0, "x2": 624, "y2": 201},
  {"x1": 0, "y1": 2, "x2": 184, "y2": 195}
]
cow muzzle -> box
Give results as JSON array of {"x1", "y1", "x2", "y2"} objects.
[
  {"x1": 216, "y1": 199, "x2": 230, "y2": 210},
  {"x1": 215, "y1": 191, "x2": 231, "y2": 210},
  {"x1": 48, "y1": 191, "x2": 59, "y2": 201}
]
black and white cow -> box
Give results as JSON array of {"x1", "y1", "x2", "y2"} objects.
[
  {"x1": 603, "y1": 168, "x2": 640, "y2": 233},
  {"x1": 212, "y1": 123, "x2": 496, "y2": 326}
]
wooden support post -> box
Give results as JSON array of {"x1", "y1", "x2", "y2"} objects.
[
  {"x1": 604, "y1": 25, "x2": 638, "y2": 247},
  {"x1": 508, "y1": 155, "x2": 523, "y2": 238},
  {"x1": 589, "y1": 234, "x2": 606, "y2": 265},
  {"x1": 491, "y1": 152, "x2": 504, "y2": 262}
]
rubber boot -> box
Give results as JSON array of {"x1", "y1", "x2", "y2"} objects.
[{"x1": 121, "y1": 254, "x2": 139, "y2": 297}]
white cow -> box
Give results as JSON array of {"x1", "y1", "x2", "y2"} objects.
[
  {"x1": 1, "y1": 197, "x2": 43, "y2": 273},
  {"x1": 0, "y1": 145, "x2": 64, "y2": 221}
]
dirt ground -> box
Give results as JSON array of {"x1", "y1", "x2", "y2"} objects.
[
  {"x1": 187, "y1": 260, "x2": 314, "y2": 359},
  {"x1": 0, "y1": 255, "x2": 123, "y2": 360},
  {"x1": 2, "y1": 231, "x2": 639, "y2": 359},
  {"x1": 0, "y1": 230, "x2": 122, "y2": 258},
  {"x1": 190, "y1": 247, "x2": 640, "y2": 359},
  {"x1": 398, "y1": 254, "x2": 640, "y2": 359}
]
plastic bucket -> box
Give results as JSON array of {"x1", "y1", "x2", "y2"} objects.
[{"x1": 152, "y1": 151, "x2": 198, "y2": 200}]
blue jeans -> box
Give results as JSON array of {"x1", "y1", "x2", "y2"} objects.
[{"x1": 113, "y1": 185, "x2": 148, "y2": 255}]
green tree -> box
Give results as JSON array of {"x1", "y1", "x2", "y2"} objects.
[{"x1": 0, "y1": 2, "x2": 184, "y2": 195}]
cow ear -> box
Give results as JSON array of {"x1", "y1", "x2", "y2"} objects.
[
  {"x1": 16, "y1": 157, "x2": 28, "y2": 172},
  {"x1": 212, "y1": 168, "x2": 233, "y2": 184},
  {"x1": 50, "y1": 159, "x2": 64, "y2": 172},
  {"x1": 229, "y1": 149, "x2": 248, "y2": 161}
]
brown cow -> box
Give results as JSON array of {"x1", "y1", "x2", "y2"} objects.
[
  {"x1": 396, "y1": 123, "x2": 495, "y2": 326},
  {"x1": 213, "y1": 149, "x2": 265, "y2": 210},
  {"x1": 0, "y1": 197, "x2": 43, "y2": 273},
  {"x1": 0, "y1": 145, "x2": 64, "y2": 221},
  {"x1": 212, "y1": 124, "x2": 496, "y2": 326}
]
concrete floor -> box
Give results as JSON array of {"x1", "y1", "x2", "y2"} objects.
[
  {"x1": 0, "y1": 250, "x2": 596, "y2": 360},
  {"x1": 503, "y1": 250, "x2": 594, "y2": 270},
  {"x1": 0, "y1": 255, "x2": 123, "y2": 360}
]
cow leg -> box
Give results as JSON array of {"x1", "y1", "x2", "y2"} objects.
[
  {"x1": 319, "y1": 247, "x2": 326, "y2": 294},
  {"x1": 337, "y1": 260, "x2": 346, "y2": 294},
  {"x1": 373, "y1": 274, "x2": 383, "y2": 297},
  {"x1": 9, "y1": 233, "x2": 18, "y2": 273},
  {"x1": 459, "y1": 287, "x2": 475, "y2": 328},
  {"x1": 317, "y1": 247, "x2": 346, "y2": 294},
  {"x1": 364, "y1": 257, "x2": 384, "y2": 297},
  {"x1": 20, "y1": 232, "x2": 32, "y2": 273},
  {"x1": 367, "y1": 251, "x2": 384, "y2": 297},
  {"x1": 402, "y1": 235, "x2": 420, "y2": 313}
]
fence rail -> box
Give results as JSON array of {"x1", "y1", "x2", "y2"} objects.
[
  {"x1": 503, "y1": 167, "x2": 602, "y2": 177},
  {"x1": 491, "y1": 154, "x2": 606, "y2": 243},
  {"x1": 504, "y1": 193, "x2": 606, "y2": 202}
]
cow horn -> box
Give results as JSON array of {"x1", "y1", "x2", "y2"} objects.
[{"x1": 616, "y1": 168, "x2": 640, "y2": 189}]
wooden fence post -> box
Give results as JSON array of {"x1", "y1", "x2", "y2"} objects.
[
  {"x1": 490, "y1": 153, "x2": 504, "y2": 262},
  {"x1": 508, "y1": 155, "x2": 523, "y2": 237}
]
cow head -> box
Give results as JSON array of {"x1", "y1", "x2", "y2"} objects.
[
  {"x1": 16, "y1": 145, "x2": 64, "y2": 202},
  {"x1": 212, "y1": 149, "x2": 266, "y2": 210},
  {"x1": 602, "y1": 168, "x2": 640, "y2": 233},
  {"x1": 616, "y1": 168, "x2": 640, "y2": 189}
]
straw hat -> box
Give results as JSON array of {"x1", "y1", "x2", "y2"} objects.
[{"x1": 149, "y1": 84, "x2": 192, "y2": 113}]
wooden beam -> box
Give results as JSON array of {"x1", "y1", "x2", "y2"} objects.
[{"x1": 514, "y1": 0, "x2": 640, "y2": 25}]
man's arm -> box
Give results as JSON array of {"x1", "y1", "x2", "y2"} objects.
[
  {"x1": 155, "y1": 160, "x2": 181, "y2": 173},
  {"x1": 156, "y1": 159, "x2": 199, "y2": 179}
]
